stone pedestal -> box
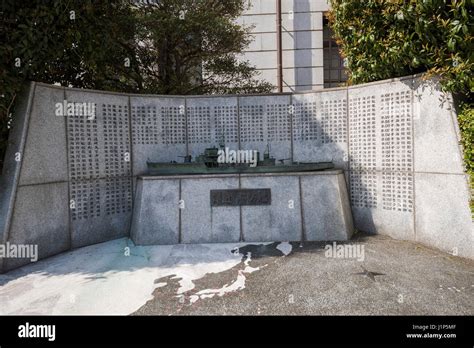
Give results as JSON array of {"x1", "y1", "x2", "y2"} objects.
[{"x1": 131, "y1": 170, "x2": 354, "y2": 245}]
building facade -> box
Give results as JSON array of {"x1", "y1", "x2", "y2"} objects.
[{"x1": 237, "y1": 0, "x2": 347, "y2": 92}]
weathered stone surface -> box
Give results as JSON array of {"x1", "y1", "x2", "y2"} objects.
[
  {"x1": 337, "y1": 171, "x2": 355, "y2": 239},
  {"x1": 240, "y1": 175, "x2": 302, "y2": 242},
  {"x1": 349, "y1": 171, "x2": 415, "y2": 241},
  {"x1": 185, "y1": 96, "x2": 239, "y2": 161},
  {"x1": 238, "y1": 95, "x2": 292, "y2": 163},
  {"x1": 347, "y1": 78, "x2": 418, "y2": 242},
  {"x1": 19, "y1": 85, "x2": 68, "y2": 185},
  {"x1": 0, "y1": 82, "x2": 36, "y2": 273},
  {"x1": 352, "y1": 207, "x2": 415, "y2": 241},
  {"x1": 413, "y1": 79, "x2": 465, "y2": 174},
  {"x1": 66, "y1": 89, "x2": 132, "y2": 179},
  {"x1": 130, "y1": 96, "x2": 186, "y2": 176},
  {"x1": 347, "y1": 78, "x2": 414, "y2": 172},
  {"x1": 3, "y1": 182, "x2": 70, "y2": 271},
  {"x1": 300, "y1": 172, "x2": 354, "y2": 241},
  {"x1": 63, "y1": 90, "x2": 132, "y2": 248},
  {"x1": 131, "y1": 178, "x2": 180, "y2": 245},
  {"x1": 415, "y1": 173, "x2": 473, "y2": 259},
  {"x1": 70, "y1": 177, "x2": 132, "y2": 248},
  {"x1": 181, "y1": 177, "x2": 240, "y2": 243},
  {"x1": 132, "y1": 171, "x2": 353, "y2": 245},
  {"x1": 292, "y1": 90, "x2": 349, "y2": 169}
]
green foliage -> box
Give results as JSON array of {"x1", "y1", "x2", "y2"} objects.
[
  {"x1": 329, "y1": 0, "x2": 473, "y2": 95},
  {"x1": 458, "y1": 103, "x2": 474, "y2": 175},
  {"x1": 0, "y1": 0, "x2": 139, "y2": 170},
  {"x1": 0, "y1": 0, "x2": 271, "y2": 170},
  {"x1": 457, "y1": 102, "x2": 474, "y2": 214}
]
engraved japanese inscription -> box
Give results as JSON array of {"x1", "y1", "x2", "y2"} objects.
[
  {"x1": 68, "y1": 103, "x2": 132, "y2": 221},
  {"x1": 293, "y1": 102, "x2": 319, "y2": 141},
  {"x1": 210, "y1": 189, "x2": 271, "y2": 206},
  {"x1": 349, "y1": 95, "x2": 377, "y2": 208},
  {"x1": 381, "y1": 91, "x2": 413, "y2": 212}
]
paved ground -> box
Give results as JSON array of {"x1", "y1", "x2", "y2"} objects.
[
  {"x1": 134, "y1": 233, "x2": 474, "y2": 315},
  {"x1": 0, "y1": 232, "x2": 472, "y2": 315}
]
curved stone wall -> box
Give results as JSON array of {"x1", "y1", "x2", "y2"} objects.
[{"x1": 0, "y1": 75, "x2": 472, "y2": 272}]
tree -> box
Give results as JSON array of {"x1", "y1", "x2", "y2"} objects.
[
  {"x1": 0, "y1": 0, "x2": 271, "y2": 170},
  {"x1": 133, "y1": 0, "x2": 272, "y2": 94},
  {"x1": 0, "y1": 0, "x2": 140, "y2": 169}
]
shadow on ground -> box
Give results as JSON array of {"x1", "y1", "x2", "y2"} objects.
[{"x1": 0, "y1": 232, "x2": 473, "y2": 315}]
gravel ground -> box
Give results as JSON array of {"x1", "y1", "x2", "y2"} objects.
[{"x1": 133, "y1": 233, "x2": 474, "y2": 315}]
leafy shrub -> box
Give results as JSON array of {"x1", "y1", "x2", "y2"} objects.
[
  {"x1": 457, "y1": 102, "x2": 474, "y2": 214},
  {"x1": 329, "y1": 0, "x2": 473, "y2": 96},
  {"x1": 0, "y1": 0, "x2": 271, "y2": 171},
  {"x1": 458, "y1": 103, "x2": 474, "y2": 175}
]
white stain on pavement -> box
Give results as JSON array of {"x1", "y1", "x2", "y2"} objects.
[
  {"x1": 0, "y1": 239, "x2": 271, "y2": 315},
  {"x1": 276, "y1": 242, "x2": 293, "y2": 256},
  {"x1": 182, "y1": 251, "x2": 266, "y2": 304},
  {"x1": 243, "y1": 252, "x2": 260, "y2": 273}
]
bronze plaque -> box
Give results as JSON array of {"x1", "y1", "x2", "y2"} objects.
[{"x1": 210, "y1": 189, "x2": 271, "y2": 207}]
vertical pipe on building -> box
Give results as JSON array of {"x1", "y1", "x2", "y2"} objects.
[{"x1": 276, "y1": 0, "x2": 283, "y2": 93}]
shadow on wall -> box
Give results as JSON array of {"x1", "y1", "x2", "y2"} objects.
[
  {"x1": 0, "y1": 82, "x2": 380, "y2": 274},
  {"x1": 0, "y1": 72, "x2": 471, "y2": 281},
  {"x1": 401, "y1": 76, "x2": 453, "y2": 111}
]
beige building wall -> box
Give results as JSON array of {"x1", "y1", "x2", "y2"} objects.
[{"x1": 237, "y1": 0, "x2": 347, "y2": 92}]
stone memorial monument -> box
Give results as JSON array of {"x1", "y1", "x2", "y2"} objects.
[{"x1": 0, "y1": 74, "x2": 471, "y2": 273}]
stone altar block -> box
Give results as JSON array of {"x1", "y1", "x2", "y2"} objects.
[{"x1": 130, "y1": 170, "x2": 354, "y2": 245}]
